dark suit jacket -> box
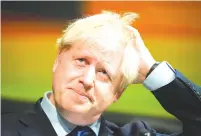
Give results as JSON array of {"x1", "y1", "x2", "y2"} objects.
[{"x1": 2, "y1": 70, "x2": 201, "y2": 136}]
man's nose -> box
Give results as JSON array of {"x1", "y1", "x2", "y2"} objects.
[{"x1": 83, "y1": 66, "x2": 95, "y2": 90}]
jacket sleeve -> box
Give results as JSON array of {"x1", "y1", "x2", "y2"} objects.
[{"x1": 152, "y1": 70, "x2": 201, "y2": 136}]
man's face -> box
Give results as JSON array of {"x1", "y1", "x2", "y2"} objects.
[{"x1": 52, "y1": 42, "x2": 124, "y2": 118}]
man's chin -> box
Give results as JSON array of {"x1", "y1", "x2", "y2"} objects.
[
  {"x1": 60, "y1": 103, "x2": 91, "y2": 113},
  {"x1": 71, "y1": 105, "x2": 92, "y2": 114},
  {"x1": 65, "y1": 111, "x2": 100, "y2": 126}
]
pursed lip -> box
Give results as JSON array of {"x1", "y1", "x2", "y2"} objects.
[{"x1": 69, "y1": 88, "x2": 94, "y2": 102}]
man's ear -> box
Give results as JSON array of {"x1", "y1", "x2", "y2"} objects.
[
  {"x1": 113, "y1": 89, "x2": 125, "y2": 103},
  {"x1": 52, "y1": 56, "x2": 59, "y2": 73}
]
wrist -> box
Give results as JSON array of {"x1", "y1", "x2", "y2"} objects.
[
  {"x1": 146, "y1": 62, "x2": 160, "y2": 78},
  {"x1": 135, "y1": 60, "x2": 156, "y2": 84}
]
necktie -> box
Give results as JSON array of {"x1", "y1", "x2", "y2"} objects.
[{"x1": 68, "y1": 126, "x2": 95, "y2": 136}]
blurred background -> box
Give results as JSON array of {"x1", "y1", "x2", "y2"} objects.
[{"x1": 2, "y1": 1, "x2": 201, "y2": 134}]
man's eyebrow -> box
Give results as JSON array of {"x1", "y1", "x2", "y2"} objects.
[{"x1": 75, "y1": 51, "x2": 98, "y2": 61}]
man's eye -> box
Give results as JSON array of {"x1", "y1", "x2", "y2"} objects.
[
  {"x1": 78, "y1": 58, "x2": 85, "y2": 63},
  {"x1": 98, "y1": 69, "x2": 111, "y2": 80},
  {"x1": 75, "y1": 58, "x2": 87, "y2": 65},
  {"x1": 101, "y1": 70, "x2": 108, "y2": 75}
]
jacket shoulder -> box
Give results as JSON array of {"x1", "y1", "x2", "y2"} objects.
[
  {"x1": 2, "y1": 111, "x2": 37, "y2": 136},
  {"x1": 105, "y1": 119, "x2": 155, "y2": 136}
]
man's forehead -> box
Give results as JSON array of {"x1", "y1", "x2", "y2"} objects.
[{"x1": 74, "y1": 44, "x2": 123, "y2": 64}]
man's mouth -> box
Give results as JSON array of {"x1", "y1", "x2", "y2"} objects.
[{"x1": 69, "y1": 88, "x2": 94, "y2": 102}]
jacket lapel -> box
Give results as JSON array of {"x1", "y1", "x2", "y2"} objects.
[
  {"x1": 98, "y1": 116, "x2": 114, "y2": 136},
  {"x1": 18, "y1": 98, "x2": 57, "y2": 136},
  {"x1": 34, "y1": 98, "x2": 58, "y2": 136}
]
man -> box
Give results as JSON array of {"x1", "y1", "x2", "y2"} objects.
[{"x1": 2, "y1": 11, "x2": 201, "y2": 136}]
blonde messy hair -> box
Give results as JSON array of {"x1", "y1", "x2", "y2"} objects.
[{"x1": 57, "y1": 10, "x2": 140, "y2": 90}]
